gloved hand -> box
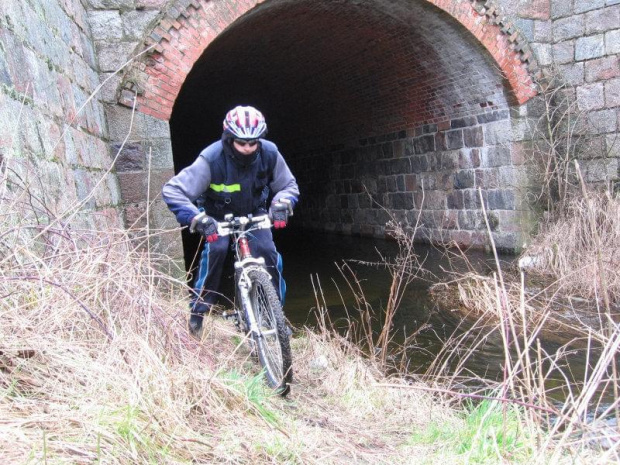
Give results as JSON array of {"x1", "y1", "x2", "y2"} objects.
[
  {"x1": 269, "y1": 199, "x2": 293, "y2": 229},
  {"x1": 190, "y1": 212, "x2": 219, "y2": 243}
]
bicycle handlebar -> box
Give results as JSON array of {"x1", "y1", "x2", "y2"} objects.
[{"x1": 217, "y1": 214, "x2": 272, "y2": 237}]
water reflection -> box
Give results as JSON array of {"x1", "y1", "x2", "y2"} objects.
[
  {"x1": 277, "y1": 229, "x2": 501, "y2": 361},
  {"x1": 276, "y1": 229, "x2": 610, "y2": 406}
]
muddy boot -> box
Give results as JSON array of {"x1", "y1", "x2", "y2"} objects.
[{"x1": 188, "y1": 312, "x2": 204, "y2": 340}]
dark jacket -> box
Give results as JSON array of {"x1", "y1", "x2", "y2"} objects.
[{"x1": 162, "y1": 138, "x2": 299, "y2": 225}]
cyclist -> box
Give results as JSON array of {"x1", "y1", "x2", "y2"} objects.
[{"x1": 162, "y1": 105, "x2": 300, "y2": 339}]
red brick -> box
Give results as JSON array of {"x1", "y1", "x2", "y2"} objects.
[{"x1": 127, "y1": 0, "x2": 537, "y2": 127}]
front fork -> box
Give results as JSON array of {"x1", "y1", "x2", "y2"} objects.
[
  {"x1": 236, "y1": 269, "x2": 258, "y2": 336},
  {"x1": 235, "y1": 251, "x2": 266, "y2": 338},
  {"x1": 233, "y1": 236, "x2": 271, "y2": 338}
]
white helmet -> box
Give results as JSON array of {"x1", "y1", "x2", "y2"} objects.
[{"x1": 223, "y1": 105, "x2": 267, "y2": 139}]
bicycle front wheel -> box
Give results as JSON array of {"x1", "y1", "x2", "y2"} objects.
[{"x1": 247, "y1": 268, "x2": 292, "y2": 395}]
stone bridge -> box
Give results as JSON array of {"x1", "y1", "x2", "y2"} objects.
[{"x1": 2, "y1": 0, "x2": 619, "y2": 264}]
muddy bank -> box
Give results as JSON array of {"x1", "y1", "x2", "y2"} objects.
[{"x1": 428, "y1": 270, "x2": 619, "y2": 350}]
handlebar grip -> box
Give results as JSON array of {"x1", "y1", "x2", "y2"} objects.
[{"x1": 216, "y1": 215, "x2": 272, "y2": 236}]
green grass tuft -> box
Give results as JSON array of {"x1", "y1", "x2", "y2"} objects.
[
  {"x1": 410, "y1": 399, "x2": 532, "y2": 464},
  {"x1": 219, "y1": 369, "x2": 281, "y2": 426}
]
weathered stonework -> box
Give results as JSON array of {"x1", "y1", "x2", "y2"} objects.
[
  {"x1": 1, "y1": 0, "x2": 619, "y2": 263},
  {"x1": 0, "y1": 0, "x2": 123, "y2": 230},
  {"x1": 295, "y1": 108, "x2": 539, "y2": 250}
]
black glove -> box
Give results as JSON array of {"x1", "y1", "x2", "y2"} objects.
[
  {"x1": 191, "y1": 213, "x2": 219, "y2": 243},
  {"x1": 269, "y1": 199, "x2": 292, "y2": 229}
]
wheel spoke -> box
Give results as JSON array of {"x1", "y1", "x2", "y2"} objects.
[{"x1": 247, "y1": 269, "x2": 291, "y2": 394}]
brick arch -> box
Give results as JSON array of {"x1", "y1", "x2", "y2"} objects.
[{"x1": 120, "y1": 0, "x2": 537, "y2": 121}]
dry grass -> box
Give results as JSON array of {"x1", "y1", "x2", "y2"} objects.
[
  {"x1": 419, "y1": 74, "x2": 620, "y2": 462},
  {"x1": 426, "y1": 185, "x2": 620, "y2": 462},
  {"x1": 307, "y1": 209, "x2": 615, "y2": 462},
  {"x1": 2, "y1": 63, "x2": 613, "y2": 463},
  {"x1": 0, "y1": 76, "x2": 457, "y2": 464},
  {"x1": 523, "y1": 189, "x2": 620, "y2": 307},
  {"x1": 0, "y1": 160, "x2": 462, "y2": 464}
]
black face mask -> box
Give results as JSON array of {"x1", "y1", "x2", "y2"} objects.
[{"x1": 222, "y1": 134, "x2": 259, "y2": 167}]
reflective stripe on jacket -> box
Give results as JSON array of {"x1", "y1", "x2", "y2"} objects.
[
  {"x1": 162, "y1": 139, "x2": 299, "y2": 226},
  {"x1": 199, "y1": 140, "x2": 277, "y2": 219}
]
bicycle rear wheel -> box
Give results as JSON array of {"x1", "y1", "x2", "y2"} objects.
[{"x1": 247, "y1": 268, "x2": 292, "y2": 395}]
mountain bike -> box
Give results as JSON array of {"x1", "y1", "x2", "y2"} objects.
[{"x1": 218, "y1": 213, "x2": 293, "y2": 396}]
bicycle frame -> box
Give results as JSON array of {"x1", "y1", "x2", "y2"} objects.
[
  {"x1": 217, "y1": 213, "x2": 293, "y2": 394},
  {"x1": 218, "y1": 214, "x2": 272, "y2": 336}
]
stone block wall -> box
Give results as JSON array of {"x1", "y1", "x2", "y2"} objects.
[
  {"x1": 88, "y1": 0, "x2": 183, "y2": 260},
  {"x1": 291, "y1": 0, "x2": 620, "y2": 250},
  {"x1": 3, "y1": 0, "x2": 619, "y2": 260},
  {"x1": 0, "y1": 0, "x2": 122, "y2": 229},
  {"x1": 553, "y1": 0, "x2": 620, "y2": 186},
  {"x1": 500, "y1": 0, "x2": 620, "y2": 186},
  {"x1": 297, "y1": 108, "x2": 538, "y2": 251}
]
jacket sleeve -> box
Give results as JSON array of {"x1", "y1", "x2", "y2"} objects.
[
  {"x1": 270, "y1": 152, "x2": 300, "y2": 208},
  {"x1": 162, "y1": 155, "x2": 211, "y2": 226}
]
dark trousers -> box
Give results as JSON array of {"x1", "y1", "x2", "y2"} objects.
[{"x1": 190, "y1": 228, "x2": 285, "y2": 314}]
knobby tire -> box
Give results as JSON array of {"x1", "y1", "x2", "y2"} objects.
[{"x1": 247, "y1": 268, "x2": 292, "y2": 395}]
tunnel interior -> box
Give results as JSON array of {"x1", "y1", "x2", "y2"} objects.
[{"x1": 170, "y1": 0, "x2": 520, "y2": 267}]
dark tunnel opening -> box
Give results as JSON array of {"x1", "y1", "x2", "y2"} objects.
[{"x1": 170, "y1": 0, "x2": 520, "y2": 271}]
